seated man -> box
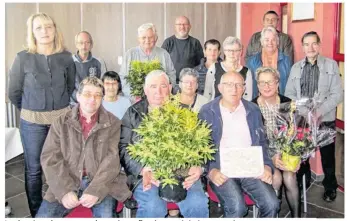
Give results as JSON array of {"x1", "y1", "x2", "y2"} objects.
[
  {"x1": 36, "y1": 77, "x2": 132, "y2": 218},
  {"x1": 119, "y1": 70, "x2": 209, "y2": 218},
  {"x1": 198, "y1": 71, "x2": 279, "y2": 218}
]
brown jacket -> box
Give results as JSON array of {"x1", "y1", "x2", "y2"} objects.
[{"x1": 41, "y1": 104, "x2": 132, "y2": 203}]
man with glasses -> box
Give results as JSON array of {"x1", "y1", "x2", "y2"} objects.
[
  {"x1": 285, "y1": 31, "x2": 343, "y2": 202},
  {"x1": 199, "y1": 71, "x2": 279, "y2": 218},
  {"x1": 71, "y1": 31, "x2": 107, "y2": 104},
  {"x1": 162, "y1": 16, "x2": 204, "y2": 84},
  {"x1": 245, "y1": 10, "x2": 293, "y2": 63},
  {"x1": 36, "y1": 77, "x2": 132, "y2": 218}
]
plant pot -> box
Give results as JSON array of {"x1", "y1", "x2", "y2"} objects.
[
  {"x1": 158, "y1": 176, "x2": 187, "y2": 203},
  {"x1": 282, "y1": 152, "x2": 301, "y2": 172}
]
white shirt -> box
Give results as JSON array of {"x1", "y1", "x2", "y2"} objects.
[{"x1": 219, "y1": 101, "x2": 252, "y2": 149}]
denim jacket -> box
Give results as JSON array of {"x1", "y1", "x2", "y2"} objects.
[
  {"x1": 198, "y1": 97, "x2": 274, "y2": 174},
  {"x1": 285, "y1": 55, "x2": 343, "y2": 122},
  {"x1": 247, "y1": 51, "x2": 292, "y2": 99}
]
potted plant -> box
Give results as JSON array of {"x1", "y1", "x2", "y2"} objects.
[
  {"x1": 272, "y1": 100, "x2": 336, "y2": 171},
  {"x1": 125, "y1": 59, "x2": 163, "y2": 99},
  {"x1": 127, "y1": 94, "x2": 215, "y2": 202}
]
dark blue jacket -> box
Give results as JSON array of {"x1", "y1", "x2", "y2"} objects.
[
  {"x1": 247, "y1": 51, "x2": 292, "y2": 99},
  {"x1": 198, "y1": 96, "x2": 274, "y2": 174}
]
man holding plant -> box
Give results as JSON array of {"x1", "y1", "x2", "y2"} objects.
[
  {"x1": 199, "y1": 71, "x2": 279, "y2": 218},
  {"x1": 119, "y1": 70, "x2": 209, "y2": 218}
]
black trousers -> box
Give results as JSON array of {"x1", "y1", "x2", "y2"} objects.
[{"x1": 297, "y1": 121, "x2": 338, "y2": 191}]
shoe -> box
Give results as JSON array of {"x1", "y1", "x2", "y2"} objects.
[
  {"x1": 5, "y1": 202, "x2": 11, "y2": 216},
  {"x1": 323, "y1": 189, "x2": 337, "y2": 202},
  {"x1": 124, "y1": 198, "x2": 137, "y2": 209}
]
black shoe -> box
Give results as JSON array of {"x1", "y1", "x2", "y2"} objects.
[
  {"x1": 124, "y1": 198, "x2": 137, "y2": 209},
  {"x1": 323, "y1": 189, "x2": 337, "y2": 202}
]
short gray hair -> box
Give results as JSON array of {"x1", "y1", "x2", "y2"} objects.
[
  {"x1": 260, "y1": 26, "x2": 279, "y2": 46},
  {"x1": 138, "y1": 23, "x2": 157, "y2": 37},
  {"x1": 179, "y1": 68, "x2": 198, "y2": 82},
  {"x1": 220, "y1": 71, "x2": 245, "y2": 84},
  {"x1": 255, "y1": 66, "x2": 280, "y2": 82},
  {"x1": 144, "y1": 70, "x2": 170, "y2": 87},
  {"x1": 223, "y1": 36, "x2": 243, "y2": 49}
]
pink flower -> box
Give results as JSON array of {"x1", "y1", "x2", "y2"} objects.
[
  {"x1": 304, "y1": 128, "x2": 310, "y2": 133},
  {"x1": 280, "y1": 125, "x2": 287, "y2": 131},
  {"x1": 297, "y1": 128, "x2": 303, "y2": 133},
  {"x1": 296, "y1": 132, "x2": 304, "y2": 140}
]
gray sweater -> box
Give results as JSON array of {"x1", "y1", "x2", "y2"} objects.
[
  {"x1": 8, "y1": 50, "x2": 76, "y2": 111},
  {"x1": 285, "y1": 55, "x2": 343, "y2": 122},
  {"x1": 119, "y1": 46, "x2": 176, "y2": 98}
]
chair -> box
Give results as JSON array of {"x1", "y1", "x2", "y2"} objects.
[
  {"x1": 302, "y1": 174, "x2": 307, "y2": 213},
  {"x1": 66, "y1": 201, "x2": 125, "y2": 218},
  {"x1": 207, "y1": 183, "x2": 258, "y2": 218}
]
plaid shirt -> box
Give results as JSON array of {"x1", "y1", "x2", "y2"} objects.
[{"x1": 259, "y1": 103, "x2": 280, "y2": 157}]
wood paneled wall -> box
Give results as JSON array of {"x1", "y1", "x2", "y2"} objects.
[{"x1": 5, "y1": 3, "x2": 237, "y2": 88}]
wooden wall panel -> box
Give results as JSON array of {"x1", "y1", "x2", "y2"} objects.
[
  {"x1": 125, "y1": 3, "x2": 165, "y2": 51},
  {"x1": 206, "y1": 3, "x2": 237, "y2": 47},
  {"x1": 165, "y1": 3, "x2": 204, "y2": 46},
  {"x1": 82, "y1": 3, "x2": 123, "y2": 72},
  {"x1": 5, "y1": 3, "x2": 36, "y2": 94},
  {"x1": 39, "y1": 3, "x2": 81, "y2": 52}
]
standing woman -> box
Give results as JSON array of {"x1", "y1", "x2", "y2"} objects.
[
  {"x1": 252, "y1": 67, "x2": 300, "y2": 217},
  {"x1": 8, "y1": 13, "x2": 75, "y2": 217},
  {"x1": 204, "y1": 36, "x2": 253, "y2": 101}
]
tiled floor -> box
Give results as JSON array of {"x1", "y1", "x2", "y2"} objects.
[{"x1": 5, "y1": 133, "x2": 344, "y2": 218}]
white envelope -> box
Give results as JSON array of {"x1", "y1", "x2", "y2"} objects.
[{"x1": 220, "y1": 146, "x2": 264, "y2": 178}]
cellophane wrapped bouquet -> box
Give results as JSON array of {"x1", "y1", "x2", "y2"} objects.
[{"x1": 268, "y1": 95, "x2": 336, "y2": 171}]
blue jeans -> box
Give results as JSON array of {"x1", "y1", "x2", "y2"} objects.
[
  {"x1": 211, "y1": 178, "x2": 279, "y2": 218},
  {"x1": 36, "y1": 177, "x2": 116, "y2": 218},
  {"x1": 134, "y1": 179, "x2": 209, "y2": 218},
  {"x1": 20, "y1": 119, "x2": 50, "y2": 217}
]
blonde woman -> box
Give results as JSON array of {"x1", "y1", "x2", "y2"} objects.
[
  {"x1": 252, "y1": 67, "x2": 299, "y2": 217},
  {"x1": 204, "y1": 36, "x2": 253, "y2": 101},
  {"x1": 8, "y1": 13, "x2": 75, "y2": 217}
]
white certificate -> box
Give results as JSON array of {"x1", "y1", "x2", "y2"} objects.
[{"x1": 220, "y1": 146, "x2": 264, "y2": 178}]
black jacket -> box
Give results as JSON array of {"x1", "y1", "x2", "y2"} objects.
[
  {"x1": 119, "y1": 98, "x2": 149, "y2": 177},
  {"x1": 8, "y1": 50, "x2": 75, "y2": 111}
]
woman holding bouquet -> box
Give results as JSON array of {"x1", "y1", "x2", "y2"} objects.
[{"x1": 252, "y1": 67, "x2": 300, "y2": 217}]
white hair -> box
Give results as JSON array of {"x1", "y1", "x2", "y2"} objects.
[
  {"x1": 138, "y1": 23, "x2": 157, "y2": 37},
  {"x1": 260, "y1": 26, "x2": 279, "y2": 46},
  {"x1": 144, "y1": 70, "x2": 170, "y2": 87},
  {"x1": 223, "y1": 36, "x2": 243, "y2": 49}
]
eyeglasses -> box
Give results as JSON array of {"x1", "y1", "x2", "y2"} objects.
[
  {"x1": 257, "y1": 80, "x2": 278, "y2": 87},
  {"x1": 81, "y1": 92, "x2": 103, "y2": 100},
  {"x1": 77, "y1": 41, "x2": 91, "y2": 46},
  {"x1": 265, "y1": 18, "x2": 278, "y2": 22},
  {"x1": 221, "y1": 82, "x2": 245, "y2": 89},
  {"x1": 180, "y1": 81, "x2": 197, "y2": 85},
  {"x1": 175, "y1": 23, "x2": 189, "y2": 26},
  {"x1": 224, "y1": 49, "x2": 241, "y2": 53},
  {"x1": 104, "y1": 82, "x2": 118, "y2": 86}
]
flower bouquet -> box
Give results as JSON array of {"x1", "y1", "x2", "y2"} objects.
[
  {"x1": 127, "y1": 94, "x2": 215, "y2": 202},
  {"x1": 270, "y1": 97, "x2": 336, "y2": 172},
  {"x1": 125, "y1": 59, "x2": 163, "y2": 97}
]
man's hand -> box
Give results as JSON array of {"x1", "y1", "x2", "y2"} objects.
[
  {"x1": 62, "y1": 191, "x2": 80, "y2": 209},
  {"x1": 141, "y1": 167, "x2": 159, "y2": 191},
  {"x1": 79, "y1": 194, "x2": 99, "y2": 208},
  {"x1": 183, "y1": 166, "x2": 202, "y2": 190},
  {"x1": 257, "y1": 165, "x2": 272, "y2": 185},
  {"x1": 208, "y1": 168, "x2": 228, "y2": 187}
]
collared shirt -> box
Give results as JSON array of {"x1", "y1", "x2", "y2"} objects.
[
  {"x1": 79, "y1": 109, "x2": 98, "y2": 140},
  {"x1": 79, "y1": 109, "x2": 98, "y2": 176},
  {"x1": 300, "y1": 57, "x2": 319, "y2": 98},
  {"x1": 219, "y1": 101, "x2": 252, "y2": 149}
]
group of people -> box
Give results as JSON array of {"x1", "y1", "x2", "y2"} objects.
[{"x1": 7, "y1": 10, "x2": 343, "y2": 218}]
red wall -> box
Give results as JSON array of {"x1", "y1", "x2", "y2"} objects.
[{"x1": 241, "y1": 3, "x2": 337, "y2": 176}]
